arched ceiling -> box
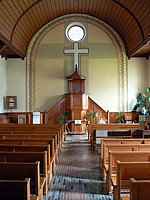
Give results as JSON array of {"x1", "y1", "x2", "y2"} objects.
[{"x1": 0, "y1": 0, "x2": 150, "y2": 59}]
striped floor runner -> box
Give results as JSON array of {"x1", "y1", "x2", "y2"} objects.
[{"x1": 46, "y1": 133, "x2": 113, "y2": 200}]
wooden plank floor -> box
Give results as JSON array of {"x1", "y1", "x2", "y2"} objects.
[{"x1": 45, "y1": 133, "x2": 113, "y2": 200}]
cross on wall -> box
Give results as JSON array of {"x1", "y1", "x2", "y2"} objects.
[{"x1": 64, "y1": 42, "x2": 89, "y2": 70}]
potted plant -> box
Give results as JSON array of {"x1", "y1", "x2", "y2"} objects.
[
  {"x1": 132, "y1": 87, "x2": 150, "y2": 114},
  {"x1": 58, "y1": 111, "x2": 69, "y2": 124},
  {"x1": 116, "y1": 111, "x2": 125, "y2": 123},
  {"x1": 88, "y1": 110, "x2": 100, "y2": 123}
]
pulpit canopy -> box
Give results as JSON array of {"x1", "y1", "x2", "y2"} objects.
[
  {"x1": 66, "y1": 66, "x2": 86, "y2": 93},
  {"x1": 66, "y1": 66, "x2": 86, "y2": 80}
]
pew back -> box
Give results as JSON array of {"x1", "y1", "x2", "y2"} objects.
[
  {"x1": 114, "y1": 161, "x2": 150, "y2": 200},
  {"x1": 0, "y1": 137, "x2": 55, "y2": 158},
  {"x1": 88, "y1": 123, "x2": 139, "y2": 150},
  {"x1": 0, "y1": 151, "x2": 47, "y2": 176},
  {"x1": 0, "y1": 124, "x2": 65, "y2": 143},
  {"x1": 0, "y1": 133, "x2": 57, "y2": 156},
  {"x1": 102, "y1": 143, "x2": 150, "y2": 178},
  {"x1": 130, "y1": 178, "x2": 150, "y2": 200},
  {"x1": 0, "y1": 144, "x2": 50, "y2": 165},
  {"x1": 0, "y1": 130, "x2": 61, "y2": 150},
  {"x1": 0, "y1": 151, "x2": 48, "y2": 195},
  {"x1": 100, "y1": 138, "x2": 150, "y2": 161},
  {"x1": 0, "y1": 161, "x2": 41, "y2": 197},
  {"x1": 0, "y1": 178, "x2": 31, "y2": 200},
  {"x1": 107, "y1": 151, "x2": 150, "y2": 193}
]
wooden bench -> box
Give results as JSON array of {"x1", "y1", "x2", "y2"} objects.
[
  {"x1": 0, "y1": 144, "x2": 52, "y2": 179},
  {"x1": 107, "y1": 151, "x2": 150, "y2": 193},
  {"x1": 0, "y1": 137, "x2": 56, "y2": 168},
  {"x1": 0, "y1": 124, "x2": 65, "y2": 146},
  {"x1": 112, "y1": 161, "x2": 150, "y2": 200},
  {"x1": 0, "y1": 130, "x2": 61, "y2": 152},
  {"x1": 100, "y1": 138, "x2": 150, "y2": 169},
  {"x1": 130, "y1": 178, "x2": 150, "y2": 200},
  {"x1": 95, "y1": 130, "x2": 132, "y2": 150},
  {"x1": 102, "y1": 143, "x2": 150, "y2": 178},
  {"x1": 88, "y1": 123, "x2": 139, "y2": 150},
  {"x1": 0, "y1": 151, "x2": 49, "y2": 195},
  {"x1": 0, "y1": 178, "x2": 32, "y2": 200},
  {"x1": 0, "y1": 132, "x2": 58, "y2": 158},
  {"x1": 0, "y1": 161, "x2": 45, "y2": 200}
]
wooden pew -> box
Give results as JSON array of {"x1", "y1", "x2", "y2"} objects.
[
  {"x1": 0, "y1": 137, "x2": 56, "y2": 168},
  {"x1": 0, "y1": 144, "x2": 52, "y2": 179},
  {"x1": 0, "y1": 178, "x2": 32, "y2": 200},
  {"x1": 95, "y1": 130, "x2": 132, "y2": 150},
  {"x1": 100, "y1": 138, "x2": 150, "y2": 169},
  {"x1": 0, "y1": 132, "x2": 58, "y2": 158},
  {"x1": 0, "y1": 130, "x2": 61, "y2": 152},
  {"x1": 0, "y1": 161, "x2": 45, "y2": 200},
  {"x1": 130, "y1": 178, "x2": 150, "y2": 200},
  {"x1": 0, "y1": 124, "x2": 65, "y2": 146},
  {"x1": 0, "y1": 151, "x2": 49, "y2": 195},
  {"x1": 112, "y1": 161, "x2": 150, "y2": 200},
  {"x1": 107, "y1": 151, "x2": 150, "y2": 193},
  {"x1": 102, "y1": 143, "x2": 150, "y2": 179},
  {"x1": 88, "y1": 123, "x2": 139, "y2": 150}
]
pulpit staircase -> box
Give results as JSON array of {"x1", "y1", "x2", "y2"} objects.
[{"x1": 45, "y1": 95, "x2": 107, "y2": 125}]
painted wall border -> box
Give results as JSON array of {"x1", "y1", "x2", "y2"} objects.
[{"x1": 27, "y1": 14, "x2": 128, "y2": 112}]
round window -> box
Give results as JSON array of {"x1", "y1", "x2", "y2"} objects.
[{"x1": 66, "y1": 22, "x2": 86, "y2": 42}]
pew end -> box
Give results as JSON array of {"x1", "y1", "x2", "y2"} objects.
[{"x1": 130, "y1": 178, "x2": 150, "y2": 200}]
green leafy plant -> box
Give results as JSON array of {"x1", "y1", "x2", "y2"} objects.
[
  {"x1": 58, "y1": 111, "x2": 68, "y2": 124},
  {"x1": 88, "y1": 110, "x2": 100, "y2": 123},
  {"x1": 116, "y1": 111, "x2": 125, "y2": 123},
  {"x1": 132, "y1": 87, "x2": 150, "y2": 114}
]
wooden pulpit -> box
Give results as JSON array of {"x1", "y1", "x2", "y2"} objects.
[{"x1": 65, "y1": 67, "x2": 88, "y2": 132}]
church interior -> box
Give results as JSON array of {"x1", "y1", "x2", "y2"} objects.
[{"x1": 0, "y1": 0, "x2": 150, "y2": 199}]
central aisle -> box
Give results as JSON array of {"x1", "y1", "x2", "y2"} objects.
[{"x1": 47, "y1": 133, "x2": 113, "y2": 200}]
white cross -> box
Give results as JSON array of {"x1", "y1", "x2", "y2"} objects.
[{"x1": 64, "y1": 42, "x2": 89, "y2": 70}]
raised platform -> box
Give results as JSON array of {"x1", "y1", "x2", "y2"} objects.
[{"x1": 67, "y1": 132, "x2": 86, "y2": 135}]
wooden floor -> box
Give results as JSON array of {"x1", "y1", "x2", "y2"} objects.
[{"x1": 45, "y1": 133, "x2": 113, "y2": 200}]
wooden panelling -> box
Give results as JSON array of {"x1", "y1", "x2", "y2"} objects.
[{"x1": 0, "y1": 0, "x2": 149, "y2": 59}]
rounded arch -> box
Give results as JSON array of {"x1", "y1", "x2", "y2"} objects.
[{"x1": 27, "y1": 14, "x2": 127, "y2": 112}]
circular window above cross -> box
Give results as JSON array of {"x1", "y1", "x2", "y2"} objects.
[{"x1": 66, "y1": 22, "x2": 86, "y2": 42}]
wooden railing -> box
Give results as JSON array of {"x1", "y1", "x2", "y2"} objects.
[
  {"x1": 44, "y1": 97, "x2": 65, "y2": 124},
  {"x1": 87, "y1": 96, "x2": 108, "y2": 122},
  {"x1": 0, "y1": 95, "x2": 140, "y2": 125}
]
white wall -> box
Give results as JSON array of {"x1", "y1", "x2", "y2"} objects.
[
  {"x1": 34, "y1": 22, "x2": 118, "y2": 112},
  {"x1": 6, "y1": 59, "x2": 26, "y2": 112},
  {"x1": 0, "y1": 58, "x2": 6, "y2": 113},
  {"x1": 128, "y1": 58, "x2": 150, "y2": 111}
]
